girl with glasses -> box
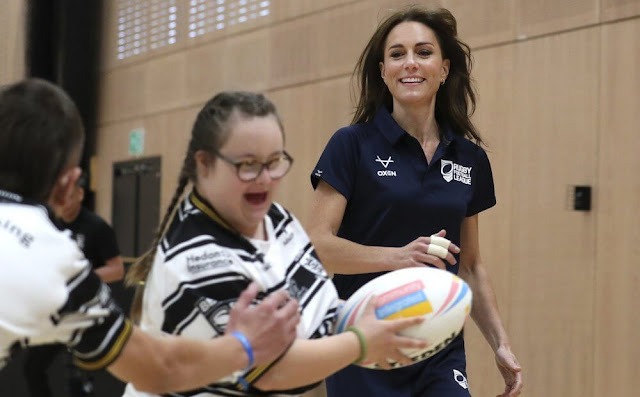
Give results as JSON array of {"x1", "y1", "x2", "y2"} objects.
[{"x1": 124, "y1": 91, "x2": 427, "y2": 397}]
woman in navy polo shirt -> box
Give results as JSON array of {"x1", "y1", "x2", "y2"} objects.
[{"x1": 309, "y1": 6, "x2": 523, "y2": 397}]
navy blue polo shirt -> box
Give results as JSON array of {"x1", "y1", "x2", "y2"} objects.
[
  {"x1": 311, "y1": 106, "x2": 496, "y2": 300},
  {"x1": 311, "y1": 106, "x2": 496, "y2": 395}
]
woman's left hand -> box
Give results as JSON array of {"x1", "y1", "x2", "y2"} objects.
[{"x1": 494, "y1": 345, "x2": 523, "y2": 397}]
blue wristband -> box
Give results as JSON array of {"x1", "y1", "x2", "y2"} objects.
[
  {"x1": 231, "y1": 331, "x2": 255, "y2": 369},
  {"x1": 236, "y1": 374, "x2": 250, "y2": 391}
]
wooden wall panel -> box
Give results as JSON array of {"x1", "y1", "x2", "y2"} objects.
[
  {"x1": 219, "y1": 30, "x2": 271, "y2": 92},
  {"x1": 316, "y1": 2, "x2": 379, "y2": 79},
  {"x1": 594, "y1": 18, "x2": 640, "y2": 396},
  {"x1": 158, "y1": 28, "x2": 272, "y2": 110},
  {"x1": 145, "y1": 51, "x2": 188, "y2": 114},
  {"x1": 516, "y1": 0, "x2": 599, "y2": 38},
  {"x1": 184, "y1": 40, "x2": 227, "y2": 104},
  {"x1": 270, "y1": 0, "x2": 358, "y2": 21},
  {"x1": 269, "y1": 76, "x2": 352, "y2": 224},
  {"x1": 509, "y1": 28, "x2": 599, "y2": 397},
  {"x1": 376, "y1": 0, "x2": 444, "y2": 13},
  {"x1": 464, "y1": 44, "x2": 517, "y2": 396},
  {"x1": 0, "y1": 0, "x2": 25, "y2": 84},
  {"x1": 443, "y1": 0, "x2": 516, "y2": 47},
  {"x1": 601, "y1": 0, "x2": 640, "y2": 21},
  {"x1": 268, "y1": 15, "x2": 324, "y2": 88},
  {"x1": 100, "y1": 63, "x2": 148, "y2": 123}
]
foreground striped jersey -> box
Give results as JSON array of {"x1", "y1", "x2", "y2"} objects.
[
  {"x1": 0, "y1": 190, "x2": 132, "y2": 371},
  {"x1": 124, "y1": 191, "x2": 339, "y2": 397}
]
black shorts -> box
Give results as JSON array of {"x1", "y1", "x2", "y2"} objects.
[{"x1": 325, "y1": 336, "x2": 471, "y2": 397}]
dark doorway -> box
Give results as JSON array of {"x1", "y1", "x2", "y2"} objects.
[{"x1": 112, "y1": 157, "x2": 162, "y2": 258}]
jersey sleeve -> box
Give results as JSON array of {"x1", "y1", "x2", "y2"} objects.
[
  {"x1": 466, "y1": 145, "x2": 497, "y2": 216},
  {"x1": 24, "y1": 243, "x2": 132, "y2": 370},
  {"x1": 58, "y1": 266, "x2": 133, "y2": 370},
  {"x1": 0, "y1": 205, "x2": 131, "y2": 371},
  {"x1": 310, "y1": 126, "x2": 360, "y2": 200}
]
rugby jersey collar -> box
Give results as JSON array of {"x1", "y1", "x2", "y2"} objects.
[
  {"x1": 0, "y1": 188, "x2": 63, "y2": 230},
  {"x1": 189, "y1": 188, "x2": 235, "y2": 232},
  {"x1": 188, "y1": 188, "x2": 262, "y2": 256}
]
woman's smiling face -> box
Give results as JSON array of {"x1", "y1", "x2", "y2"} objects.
[{"x1": 379, "y1": 21, "x2": 450, "y2": 110}]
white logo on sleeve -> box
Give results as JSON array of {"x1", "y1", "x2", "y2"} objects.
[
  {"x1": 453, "y1": 369, "x2": 469, "y2": 389},
  {"x1": 441, "y1": 160, "x2": 472, "y2": 185}
]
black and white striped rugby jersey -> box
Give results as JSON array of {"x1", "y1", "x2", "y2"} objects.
[
  {"x1": 0, "y1": 190, "x2": 132, "y2": 371},
  {"x1": 123, "y1": 190, "x2": 339, "y2": 397}
]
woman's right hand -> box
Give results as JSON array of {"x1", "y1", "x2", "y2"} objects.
[
  {"x1": 395, "y1": 229, "x2": 460, "y2": 270},
  {"x1": 353, "y1": 295, "x2": 427, "y2": 369}
]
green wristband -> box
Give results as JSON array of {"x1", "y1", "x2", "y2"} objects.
[{"x1": 346, "y1": 326, "x2": 367, "y2": 364}]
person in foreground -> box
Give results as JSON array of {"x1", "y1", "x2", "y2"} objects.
[
  {"x1": 307, "y1": 6, "x2": 523, "y2": 397},
  {"x1": 122, "y1": 91, "x2": 426, "y2": 397},
  {"x1": 24, "y1": 172, "x2": 126, "y2": 397},
  {"x1": 0, "y1": 78, "x2": 300, "y2": 394}
]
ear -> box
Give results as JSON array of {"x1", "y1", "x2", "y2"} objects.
[
  {"x1": 379, "y1": 61, "x2": 386, "y2": 81},
  {"x1": 48, "y1": 166, "x2": 81, "y2": 217},
  {"x1": 194, "y1": 150, "x2": 213, "y2": 178},
  {"x1": 441, "y1": 59, "x2": 450, "y2": 82}
]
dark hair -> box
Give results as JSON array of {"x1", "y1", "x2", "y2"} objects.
[
  {"x1": 0, "y1": 78, "x2": 84, "y2": 201},
  {"x1": 126, "y1": 91, "x2": 283, "y2": 321},
  {"x1": 352, "y1": 6, "x2": 482, "y2": 143}
]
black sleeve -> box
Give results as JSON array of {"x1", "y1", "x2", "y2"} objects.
[{"x1": 95, "y1": 219, "x2": 121, "y2": 262}]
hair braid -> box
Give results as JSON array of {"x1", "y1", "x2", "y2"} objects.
[{"x1": 126, "y1": 174, "x2": 189, "y2": 322}]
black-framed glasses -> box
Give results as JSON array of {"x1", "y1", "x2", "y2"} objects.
[{"x1": 214, "y1": 150, "x2": 294, "y2": 182}]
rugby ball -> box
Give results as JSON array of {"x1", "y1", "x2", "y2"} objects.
[{"x1": 335, "y1": 267, "x2": 472, "y2": 369}]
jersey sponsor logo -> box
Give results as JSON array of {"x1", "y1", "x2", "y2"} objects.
[
  {"x1": 313, "y1": 169, "x2": 323, "y2": 178},
  {"x1": 288, "y1": 279, "x2": 310, "y2": 301},
  {"x1": 441, "y1": 160, "x2": 472, "y2": 185},
  {"x1": 299, "y1": 254, "x2": 324, "y2": 276},
  {"x1": 453, "y1": 369, "x2": 469, "y2": 389},
  {"x1": 186, "y1": 250, "x2": 234, "y2": 274},
  {"x1": 375, "y1": 155, "x2": 397, "y2": 177},
  {"x1": 196, "y1": 297, "x2": 233, "y2": 335}
]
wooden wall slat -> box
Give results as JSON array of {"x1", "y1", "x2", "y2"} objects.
[
  {"x1": 508, "y1": 27, "x2": 600, "y2": 397},
  {"x1": 443, "y1": 0, "x2": 516, "y2": 47},
  {"x1": 0, "y1": 0, "x2": 25, "y2": 84},
  {"x1": 594, "y1": 18, "x2": 640, "y2": 396},
  {"x1": 464, "y1": 43, "x2": 517, "y2": 396},
  {"x1": 516, "y1": 0, "x2": 599, "y2": 38},
  {"x1": 270, "y1": 0, "x2": 358, "y2": 21},
  {"x1": 100, "y1": 63, "x2": 148, "y2": 123},
  {"x1": 601, "y1": 0, "x2": 640, "y2": 21},
  {"x1": 269, "y1": 76, "x2": 352, "y2": 223}
]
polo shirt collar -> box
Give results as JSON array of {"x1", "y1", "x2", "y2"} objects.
[{"x1": 373, "y1": 106, "x2": 456, "y2": 147}]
